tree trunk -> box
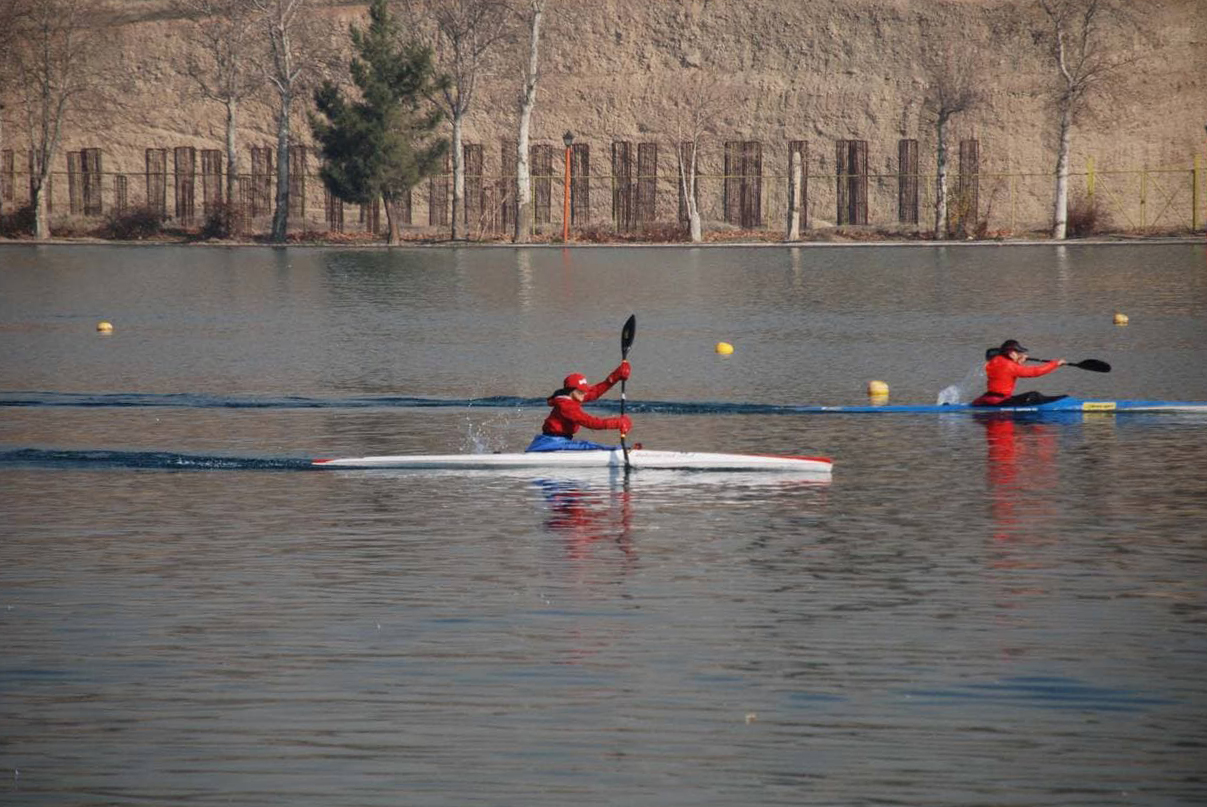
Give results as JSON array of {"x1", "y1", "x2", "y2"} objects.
[
  {"x1": 450, "y1": 113, "x2": 463, "y2": 240},
  {"x1": 513, "y1": 0, "x2": 543, "y2": 244},
  {"x1": 271, "y1": 92, "x2": 291, "y2": 242},
  {"x1": 785, "y1": 148, "x2": 802, "y2": 241},
  {"x1": 681, "y1": 145, "x2": 702, "y2": 243},
  {"x1": 515, "y1": 138, "x2": 533, "y2": 244},
  {"x1": 1052, "y1": 102, "x2": 1072, "y2": 240},
  {"x1": 383, "y1": 192, "x2": 401, "y2": 245},
  {"x1": 34, "y1": 174, "x2": 51, "y2": 239},
  {"x1": 934, "y1": 115, "x2": 949, "y2": 240},
  {"x1": 32, "y1": 78, "x2": 66, "y2": 240},
  {"x1": 31, "y1": 141, "x2": 56, "y2": 240},
  {"x1": 687, "y1": 176, "x2": 702, "y2": 243},
  {"x1": 225, "y1": 98, "x2": 239, "y2": 204}
]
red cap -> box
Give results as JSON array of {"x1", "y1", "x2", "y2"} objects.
[{"x1": 563, "y1": 373, "x2": 589, "y2": 390}]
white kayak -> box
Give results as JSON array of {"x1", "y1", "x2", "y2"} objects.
[{"x1": 313, "y1": 448, "x2": 832, "y2": 474}]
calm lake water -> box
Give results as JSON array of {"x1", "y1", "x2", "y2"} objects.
[{"x1": 2, "y1": 243, "x2": 1206, "y2": 806}]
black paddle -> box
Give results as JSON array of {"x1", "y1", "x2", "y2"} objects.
[
  {"x1": 987, "y1": 348, "x2": 1111, "y2": 373},
  {"x1": 1028, "y1": 357, "x2": 1112, "y2": 373},
  {"x1": 619, "y1": 314, "x2": 636, "y2": 471}
]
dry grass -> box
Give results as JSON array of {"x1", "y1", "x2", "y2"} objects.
[{"x1": 3, "y1": 209, "x2": 1198, "y2": 245}]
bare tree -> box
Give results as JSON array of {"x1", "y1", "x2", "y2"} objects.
[
  {"x1": 404, "y1": 0, "x2": 511, "y2": 240},
  {"x1": 512, "y1": 0, "x2": 544, "y2": 243},
  {"x1": 668, "y1": 73, "x2": 724, "y2": 243},
  {"x1": 10, "y1": 0, "x2": 119, "y2": 239},
  {"x1": 1036, "y1": 0, "x2": 1136, "y2": 239},
  {"x1": 0, "y1": 0, "x2": 32, "y2": 161},
  {"x1": 175, "y1": 0, "x2": 264, "y2": 204},
  {"x1": 251, "y1": 0, "x2": 335, "y2": 242},
  {"x1": 922, "y1": 43, "x2": 982, "y2": 240},
  {"x1": 0, "y1": 1, "x2": 25, "y2": 78}
]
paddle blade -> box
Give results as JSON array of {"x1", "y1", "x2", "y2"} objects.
[
  {"x1": 1029, "y1": 356, "x2": 1111, "y2": 373},
  {"x1": 621, "y1": 314, "x2": 637, "y2": 357}
]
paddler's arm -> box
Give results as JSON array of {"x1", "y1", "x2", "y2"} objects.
[
  {"x1": 581, "y1": 360, "x2": 631, "y2": 402},
  {"x1": 1013, "y1": 359, "x2": 1065, "y2": 378},
  {"x1": 559, "y1": 397, "x2": 631, "y2": 432}
]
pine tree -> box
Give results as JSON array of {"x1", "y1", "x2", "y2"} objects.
[{"x1": 310, "y1": 0, "x2": 447, "y2": 244}]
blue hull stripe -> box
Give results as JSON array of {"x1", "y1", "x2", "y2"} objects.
[{"x1": 778, "y1": 398, "x2": 1207, "y2": 414}]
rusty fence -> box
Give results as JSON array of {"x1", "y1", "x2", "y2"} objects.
[{"x1": 2, "y1": 144, "x2": 1204, "y2": 240}]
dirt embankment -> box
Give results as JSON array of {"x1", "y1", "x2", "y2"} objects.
[{"x1": 2, "y1": 0, "x2": 1204, "y2": 235}]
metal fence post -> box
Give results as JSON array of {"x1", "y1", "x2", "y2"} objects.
[{"x1": 1193, "y1": 155, "x2": 1200, "y2": 231}]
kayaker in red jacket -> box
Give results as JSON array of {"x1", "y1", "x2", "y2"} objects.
[
  {"x1": 525, "y1": 361, "x2": 632, "y2": 451},
  {"x1": 972, "y1": 339, "x2": 1067, "y2": 406}
]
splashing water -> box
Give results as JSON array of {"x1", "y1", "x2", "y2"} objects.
[
  {"x1": 461, "y1": 406, "x2": 526, "y2": 454},
  {"x1": 936, "y1": 385, "x2": 962, "y2": 406},
  {"x1": 936, "y1": 362, "x2": 987, "y2": 405}
]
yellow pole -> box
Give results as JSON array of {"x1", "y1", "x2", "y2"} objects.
[
  {"x1": 1010, "y1": 173, "x2": 1016, "y2": 235},
  {"x1": 1140, "y1": 169, "x2": 1147, "y2": 230},
  {"x1": 1087, "y1": 156, "x2": 1095, "y2": 199}
]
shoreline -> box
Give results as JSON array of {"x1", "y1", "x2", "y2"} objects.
[{"x1": 1, "y1": 235, "x2": 1203, "y2": 250}]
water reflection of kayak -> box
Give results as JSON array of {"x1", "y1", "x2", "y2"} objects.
[{"x1": 313, "y1": 448, "x2": 832, "y2": 474}]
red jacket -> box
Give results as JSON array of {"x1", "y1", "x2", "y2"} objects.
[
  {"x1": 541, "y1": 365, "x2": 627, "y2": 437},
  {"x1": 976, "y1": 354, "x2": 1061, "y2": 403}
]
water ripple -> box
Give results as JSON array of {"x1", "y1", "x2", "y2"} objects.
[{"x1": 905, "y1": 676, "x2": 1177, "y2": 712}]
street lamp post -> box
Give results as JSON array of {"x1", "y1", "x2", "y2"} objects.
[{"x1": 562, "y1": 131, "x2": 574, "y2": 242}]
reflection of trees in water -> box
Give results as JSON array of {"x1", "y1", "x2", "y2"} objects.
[{"x1": 320, "y1": 250, "x2": 449, "y2": 306}]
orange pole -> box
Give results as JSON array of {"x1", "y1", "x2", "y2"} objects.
[{"x1": 563, "y1": 146, "x2": 571, "y2": 242}]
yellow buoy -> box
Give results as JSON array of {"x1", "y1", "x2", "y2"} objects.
[
  {"x1": 715, "y1": 341, "x2": 734, "y2": 355},
  {"x1": 867, "y1": 380, "x2": 889, "y2": 398},
  {"x1": 96, "y1": 321, "x2": 114, "y2": 333},
  {"x1": 1113, "y1": 312, "x2": 1129, "y2": 326}
]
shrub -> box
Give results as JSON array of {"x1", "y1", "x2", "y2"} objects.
[
  {"x1": 199, "y1": 200, "x2": 242, "y2": 240},
  {"x1": 52, "y1": 214, "x2": 96, "y2": 238},
  {"x1": 636, "y1": 222, "x2": 693, "y2": 243},
  {"x1": 101, "y1": 207, "x2": 165, "y2": 240},
  {"x1": 572, "y1": 222, "x2": 692, "y2": 243},
  {"x1": 0, "y1": 205, "x2": 36, "y2": 238},
  {"x1": 1066, "y1": 193, "x2": 1110, "y2": 238}
]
